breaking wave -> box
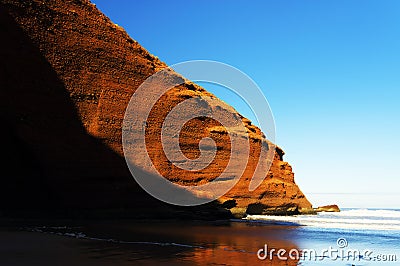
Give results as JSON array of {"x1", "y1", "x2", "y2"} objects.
[{"x1": 246, "y1": 209, "x2": 400, "y2": 231}]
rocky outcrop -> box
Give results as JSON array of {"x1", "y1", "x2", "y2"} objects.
[
  {"x1": 0, "y1": 0, "x2": 314, "y2": 217},
  {"x1": 224, "y1": 146, "x2": 315, "y2": 217},
  {"x1": 314, "y1": 205, "x2": 340, "y2": 213}
]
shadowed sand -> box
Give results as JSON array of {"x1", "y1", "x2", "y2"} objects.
[{"x1": 0, "y1": 221, "x2": 299, "y2": 266}]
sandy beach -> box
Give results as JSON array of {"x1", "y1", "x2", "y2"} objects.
[{"x1": 0, "y1": 220, "x2": 299, "y2": 266}]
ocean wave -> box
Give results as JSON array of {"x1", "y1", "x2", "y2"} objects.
[
  {"x1": 320, "y1": 209, "x2": 400, "y2": 218},
  {"x1": 245, "y1": 209, "x2": 400, "y2": 231}
]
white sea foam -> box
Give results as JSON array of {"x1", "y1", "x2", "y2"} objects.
[
  {"x1": 245, "y1": 209, "x2": 400, "y2": 231},
  {"x1": 319, "y1": 209, "x2": 400, "y2": 218}
]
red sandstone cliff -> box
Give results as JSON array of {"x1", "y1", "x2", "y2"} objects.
[{"x1": 0, "y1": 0, "x2": 313, "y2": 217}]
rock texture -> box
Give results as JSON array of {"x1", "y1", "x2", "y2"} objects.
[
  {"x1": 0, "y1": 0, "x2": 314, "y2": 217},
  {"x1": 314, "y1": 205, "x2": 340, "y2": 213}
]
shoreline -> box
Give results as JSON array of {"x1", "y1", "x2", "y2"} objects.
[
  {"x1": 0, "y1": 219, "x2": 300, "y2": 266},
  {"x1": 2, "y1": 209, "x2": 399, "y2": 265}
]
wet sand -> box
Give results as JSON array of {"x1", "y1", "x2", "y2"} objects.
[{"x1": 0, "y1": 220, "x2": 300, "y2": 266}]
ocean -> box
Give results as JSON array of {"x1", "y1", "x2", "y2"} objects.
[
  {"x1": 5, "y1": 208, "x2": 399, "y2": 265},
  {"x1": 246, "y1": 208, "x2": 400, "y2": 265}
]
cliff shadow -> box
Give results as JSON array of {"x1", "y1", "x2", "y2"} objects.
[
  {"x1": 0, "y1": 2, "x2": 234, "y2": 220},
  {"x1": 0, "y1": 5, "x2": 169, "y2": 218}
]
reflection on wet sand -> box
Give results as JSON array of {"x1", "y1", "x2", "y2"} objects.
[{"x1": 77, "y1": 221, "x2": 300, "y2": 266}]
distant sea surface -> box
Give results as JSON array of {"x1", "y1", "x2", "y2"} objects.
[{"x1": 3, "y1": 209, "x2": 399, "y2": 266}]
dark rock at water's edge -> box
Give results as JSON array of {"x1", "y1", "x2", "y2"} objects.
[
  {"x1": 245, "y1": 203, "x2": 316, "y2": 216},
  {"x1": 0, "y1": 0, "x2": 314, "y2": 219},
  {"x1": 314, "y1": 205, "x2": 341, "y2": 213}
]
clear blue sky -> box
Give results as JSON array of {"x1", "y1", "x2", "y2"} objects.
[{"x1": 92, "y1": 0, "x2": 400, "y2": 208}]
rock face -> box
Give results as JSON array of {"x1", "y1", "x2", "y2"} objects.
[
  {"x1": 0, "y1": 0, "x2": 314, "y2": 217},
  {"x1": 314, "y1": 205, "x2": 340, "y2": 213}
]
